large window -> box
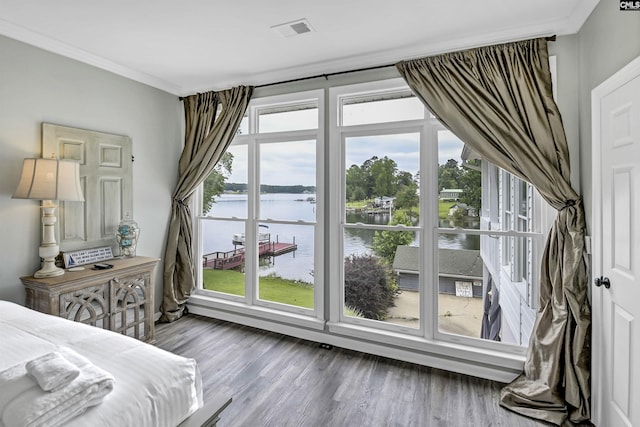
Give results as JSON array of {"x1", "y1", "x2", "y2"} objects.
[
  {"x1": 192, "y1": 77, "x2": 552, "y2": 375},
  {"x1": 195, "y1": 90, "x2": 324, "y2": 320}
]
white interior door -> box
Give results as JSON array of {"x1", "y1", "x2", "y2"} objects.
[{"x1": 592, "y1": 56, "x2": 640, "y2": 427}]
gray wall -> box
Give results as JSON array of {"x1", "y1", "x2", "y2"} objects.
[
  {"x1": 548, "y1": 35, "x2": 580, "y2": 193},
  {"x1": 0, "y1": 35, "x2": 182, "y2": 310},
  {"x1": 1, "y1": 4, "x2": 637, "y2": 310},
  {"x1": 577, "y1": 3, "x2": 640, "y2": 233},
  {"x1": 542, "y1": 3, "x2": 640, "y2": 241}
]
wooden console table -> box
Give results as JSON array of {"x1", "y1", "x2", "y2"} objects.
[{"x1": 21, "y1": 256, "x2": 159, "y2": 342}]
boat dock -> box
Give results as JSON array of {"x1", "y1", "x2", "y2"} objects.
[{"x1": 203, "y1": 240, "x2": 298, "y2": 270}]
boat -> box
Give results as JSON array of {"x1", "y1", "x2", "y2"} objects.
[{"x1": 232, "y1": 232, "x2": 271, "y2": 246}]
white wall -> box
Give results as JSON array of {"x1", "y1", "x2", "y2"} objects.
[{"x1": 0, "y1": 35, "x2": 182, "y2": 310}]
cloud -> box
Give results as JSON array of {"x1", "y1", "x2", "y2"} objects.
[
  {"x1": 227, "y1": 140, "x2": 317, "y2": 186},
  {"x1": 262, "y1": 140, "x2": 316, "y2": 186},
  {"x1": 437, "y1": 130, "x2": 464, "y2": 165},
  {"x1": 225, "y1": 96, "x2": 466, "y2": 188},
  {"x1": 227, "y1": 131, "x2": 465, "y2": 187}
]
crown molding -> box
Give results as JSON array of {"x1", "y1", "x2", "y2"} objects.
[{"x1": 0, "y1": 18, "x2": 182, "y2": 95}]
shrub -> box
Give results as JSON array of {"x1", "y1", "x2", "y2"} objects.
[
  {"x1": 344, "y1": 254, "x2": 396, "y2": 320},
  {"x1": 372, "y1": 210, "x2": 415, "y2": 264}
]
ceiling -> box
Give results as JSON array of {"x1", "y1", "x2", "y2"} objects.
[{"x1": 0, "y1": 0, "x2": 599, "y2": 96}]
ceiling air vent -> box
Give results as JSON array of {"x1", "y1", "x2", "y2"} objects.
[{"x1": 271, "y1": 18, "x2": 315, "y2": 38}]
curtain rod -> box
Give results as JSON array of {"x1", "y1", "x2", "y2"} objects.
[
  {"x1": 180, "y1": 35, "x2": 556, "y2": 99},
  {"x1": 256, "y1": 63, "x2": 395, "y2": 89}
]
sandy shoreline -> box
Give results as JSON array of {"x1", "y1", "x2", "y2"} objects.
[{"x1": 385, "y1": 290, "x2": 484, "y2": 338}]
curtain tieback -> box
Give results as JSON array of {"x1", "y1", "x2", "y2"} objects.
[{"x1": 561, "y1": 198, "x2": 581, "y2": 210}]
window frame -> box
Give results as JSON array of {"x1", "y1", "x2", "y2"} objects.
[
  {"x1": 335, "y1": 126, "x2": 428, "y2": 337},
  {"x1": 328, "y1": 78, "x2": 528, "y2": 354},
  {"x1": 193, "y1": 89, "x2": 325, "y2": 323},
  {"x1": 499, "y1": 171, "x2": 536, "y2": 286}
]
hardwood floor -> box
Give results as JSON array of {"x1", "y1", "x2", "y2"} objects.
[{"x1": 155, "y1": 314, "x2": 557, "y2": 427}]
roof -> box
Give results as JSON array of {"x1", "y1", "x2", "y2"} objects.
[
  {"x1": 392, "y1": 246, "x2": 483, "y2": 279},
  {"x1": 449, "y1": 203, "x2": 469, "y2": 209}
]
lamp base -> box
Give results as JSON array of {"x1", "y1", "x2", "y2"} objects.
[
  {"x1": 34, "y1": 202, "x2": 65, "y2": 279},
  {"x1": 34, "y1": 260, "x2": 65, "y2": 278}
]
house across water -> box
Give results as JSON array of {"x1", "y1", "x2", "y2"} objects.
[{"x1": 439, "y1": 188, "x2": 463, "y2": 200}]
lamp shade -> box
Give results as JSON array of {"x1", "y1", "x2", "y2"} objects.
[{"x1": 13, "y1": 158, "x2": 84, "y2": 202}]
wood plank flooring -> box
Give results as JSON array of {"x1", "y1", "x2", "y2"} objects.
[{"x1": 154, "y1": 314, "x2": 579, "y2": 427}]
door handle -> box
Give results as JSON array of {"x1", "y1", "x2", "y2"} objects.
[{"x1": 594, "y1": 276, "x2": 611, "y2": 289}]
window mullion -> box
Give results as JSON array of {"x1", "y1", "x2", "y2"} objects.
[
  {"x1": 245, "y1": 134, "x2": 258, "y2": 305},
  {"x1": 193, "y1": 185, "x2": 204, "y2": 291},
  {"x1": 245, "y1": 104, "x2": 258, "y2": 305},
  {"x1": 423, "y1": 125, "x2": 438, "y2": 339}
]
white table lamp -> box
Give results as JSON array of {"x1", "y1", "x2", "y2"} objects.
[{"x1": 13, "y1": 158, "x2": 84, "y2": 278}]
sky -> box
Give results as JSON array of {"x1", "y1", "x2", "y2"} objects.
[{"x1": 225, "y1": 97, "x2": 465, "y2": 187}]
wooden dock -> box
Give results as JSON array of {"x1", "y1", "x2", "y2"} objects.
[{"x1": 203, "y1": 241, "x2": 298, "y2": 270}]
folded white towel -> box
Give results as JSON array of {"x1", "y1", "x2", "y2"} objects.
[
  {"x1": 26, "y1": 351, "x2": 80, "y2": 392},
  {"x1": 1, "y1": 348, "x2": 115, "y2": 427}
]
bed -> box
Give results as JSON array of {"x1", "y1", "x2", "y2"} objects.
[{"x1": 0, "y1": 300, "x2": 230, "y2": 427}]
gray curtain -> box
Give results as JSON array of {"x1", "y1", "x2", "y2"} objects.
[
  {"x1": 160, "y1": 86, "x2": 253, "y2": 322},
  {"x1": 397, "y1": 38, "x2": 590, "y2": 425},
  {"x1": 481, "y1": 277, "x2": 501, "y2": 342}
]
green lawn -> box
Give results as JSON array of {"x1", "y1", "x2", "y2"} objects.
[
  {"x1": 202, "y1": 268, "x2": 245, "y2": 296},
  {"x1": 439, "y1": 200, "x2": 456, "y2": 218},
  {"x1": 202, "y1": 269, "x2": 314, "y2": 308},
  {"x1": 347, "y1": 198, "x2": 454, "y2": 219},
  {"x1": 345, "y1": 199, "x2": 372, "y2": 209}
]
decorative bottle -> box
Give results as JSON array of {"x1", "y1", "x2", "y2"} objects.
[{"x1": 116, "y1": 213, "x2": 139, "y2": 257}]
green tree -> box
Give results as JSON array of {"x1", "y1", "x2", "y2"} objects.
[
  {"x1": 372, "y1": 210, "x2": 415, "y2": 264},
  {"x1": 203, "y1": 152, "x2": 233, "y2": 214},
  {"x1": 395, "y1": 181, "x2": 418, "y2": 211},
  {"x1": 438, "y1": 158, "x2": 461, "y2": 191},
  {"x1": 351, "y1": 186, "x2": 366, "y2": 202},
  {"x1": 459, "y1": 162, "x2": 481, "y2": 212},
  {"x1": 370, "y1": 156, "x2": 398, "y2": 197},
  {"x1": 345, "y1": 164, "x2": 368, "y2": 202},
  {"x1": 396, "y1": 171, "x2": 414, "y2": 188},
  {"x1": 345, "y1": 156, "x2": 417, "y2": 204},
  {"x1": 361, "y1": 156, "x2": 378, "y2": 199}
]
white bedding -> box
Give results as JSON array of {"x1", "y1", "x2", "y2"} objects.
[{"x1": 0, "y1": 301, "x2": 203, "y2": 427}]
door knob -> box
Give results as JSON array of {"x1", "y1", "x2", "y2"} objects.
[{"x1": 594, "y1": 276, "x2": 611, "y2": 289}]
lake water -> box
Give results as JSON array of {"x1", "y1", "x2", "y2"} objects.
[{"x1": 202, "y1": 193, "x2": 479, "y2": 283}]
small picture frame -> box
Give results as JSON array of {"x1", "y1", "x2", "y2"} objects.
[{"x1": 63, "y1": 246, "x2": 114, "y2": 268}]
